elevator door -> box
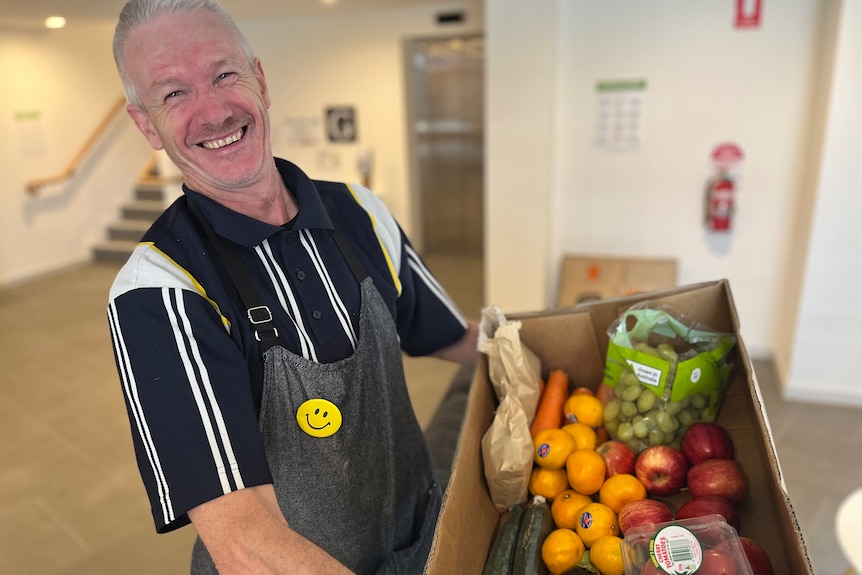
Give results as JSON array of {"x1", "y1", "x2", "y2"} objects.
[{"x1": 408, "y1": 35, "x2": 484, "y2": 257}]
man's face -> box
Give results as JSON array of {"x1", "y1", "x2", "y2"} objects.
[{"x1": 123, "y1": 10, "x2": 273, "y2": 197}]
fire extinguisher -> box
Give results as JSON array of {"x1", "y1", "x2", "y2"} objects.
[{"x1": 705, "y1": 174, "x2": 735, "y2": 232}]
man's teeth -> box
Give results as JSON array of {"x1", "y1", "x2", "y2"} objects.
[{"x1": 201, "y1": 128, "x2": 244, "y2": 150}]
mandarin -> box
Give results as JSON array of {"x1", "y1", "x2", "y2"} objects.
[
  {"x1": 528, "y1": 467, "x2": 570, "y2": 500},
  {"x1": 550, "y1": 489, "x2": 593, "y2": 530},
  {"x1": 533, "y1": 427, "x2": 576, "y2": 470},
  {"x1": 575, "y1": 502, "x2": 619, "y2": 548},
  {"x1": 565, "y1": 449, "x2": 607, "y2": 496},
  {"x1": 564, "y1": 394, "x2": 604, "y2": 428},
  {"x1": 598, "y1": 473, "x2": 647, "y2": 514},
  {"x1": 541, "y1": 528, "x2": 586, "y2": 575}
]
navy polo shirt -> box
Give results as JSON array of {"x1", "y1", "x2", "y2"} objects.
[{"x1": 107, "y1": 158, "x2": 468, "y2": 533}]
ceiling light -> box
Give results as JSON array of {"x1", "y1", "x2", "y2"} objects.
[
  {"x1": 45, "y1": 16, "x2": 67, "y2": 29},
  {"x1": 320, "y1": 0, "x2": 337, "y2": 5}
]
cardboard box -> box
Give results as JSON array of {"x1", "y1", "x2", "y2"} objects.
[
  {"x1": 556, "y1": 255, "x2": 678, "y2": 307},
  {"x1": 425, "y1": 280, "x2": 813, "y2": 575}
]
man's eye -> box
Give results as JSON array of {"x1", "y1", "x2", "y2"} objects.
[
  {"x1": 165, "y1": 91, "x2": 182, "y2": 100},
  {"x1": 218, "y1": 72, "x2": 234, "y2": 81}
]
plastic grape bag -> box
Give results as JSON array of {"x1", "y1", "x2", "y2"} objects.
[{"x1": 602, "y1": 303, "x2": 737, "y2": 454}]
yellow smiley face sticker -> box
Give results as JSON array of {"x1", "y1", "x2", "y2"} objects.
[{"x1": 296, "y1": 398, "x2": 342, "y2": 438}]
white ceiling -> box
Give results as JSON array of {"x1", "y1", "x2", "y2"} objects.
[{"x1": 0, "y1": 0, "x2": 458, "y2": 30}]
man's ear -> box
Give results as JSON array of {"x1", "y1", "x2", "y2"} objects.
[
  {"x1": 127, "y1": 104, "x2": 165, "y2": 150},
  {"x1": 254, "y1": 59, "x2": 271, "y2": 109}
]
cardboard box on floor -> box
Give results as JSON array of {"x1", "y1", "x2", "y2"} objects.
[
  {"x1": 425, "y1": 280, "x2": 813, "y2": 575},
  {"x1": 556, "y1": 255, "x2": 678, "y2": 307}
]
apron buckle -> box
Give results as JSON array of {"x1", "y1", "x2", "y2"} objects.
[{"x1": 247, "y1": 305, "x2": 273, "y2": 324}]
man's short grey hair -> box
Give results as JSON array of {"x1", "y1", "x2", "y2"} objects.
[{"x1": 113, "y1": 0, "x2": 256, "y2": 107}]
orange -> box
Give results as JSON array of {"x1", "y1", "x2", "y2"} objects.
[
  {"x1": 564, "y1": 394, "x2": 605, "y2": 429},
  {"x1": 598, "y1": 473, "x2": 647, "y2": 514},
  {"x1": 541, "y1": 528, "x2": 586, "y2": 575},
  {"x1": 589, "y1": 534, "x2": 625, "y2": 575},
  {"x1": 533, "y1": 428, "x2": 576, "y2": 470},
  {"x1": 575, "y1": 502, "x2": 619, "y2": 548},
  {"x1": 565, "y1": 449, "x2": 607, "y2": 496},
  {"x1": 561, "y1": 422, "x2": 597, "y2": 451},
  {"x1": 550, "y1": 489, "x2": 593, "y2": 530},
  {"x1": 528, "y1": 467, "x2": 570, "y2": 500}
]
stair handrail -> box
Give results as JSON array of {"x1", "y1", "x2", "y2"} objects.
[
  {"x1": 25, "y1": 96, "x2": 128, "y2": 196},
  {"x1": 137, "y1": 153, "x2": 184, "y2": 187}
]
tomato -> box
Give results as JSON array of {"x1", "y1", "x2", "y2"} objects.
[{"x1": 697, "y1": 549, "x2": 738, "y2": 575}]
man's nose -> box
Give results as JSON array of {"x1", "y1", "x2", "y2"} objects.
[{"x1": 195, "y1": 88, "x2": 232, "y2": 125}]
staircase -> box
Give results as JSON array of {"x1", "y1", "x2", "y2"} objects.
[{"x1": 92, "y1": 180, "x2": 166, "y2": 262}]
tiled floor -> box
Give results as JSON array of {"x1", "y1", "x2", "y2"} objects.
[{"x1": 0, "y1": 257, "x2": 858, "y2": 574}]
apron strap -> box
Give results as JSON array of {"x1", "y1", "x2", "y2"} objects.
[
  {"x1": 327, "y1": 207, "x2": 369, "y2": 284},
  {"x1": 186, "y1": 198, "x2": 281, "y2": 355}
]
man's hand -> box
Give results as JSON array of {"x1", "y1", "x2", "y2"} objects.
[
  {"x1": 189, "y1": 484, "x2": 356, "y2": 574},
  {"x1": 430, "y1": 320, "x2": 480, "y2": 365}
]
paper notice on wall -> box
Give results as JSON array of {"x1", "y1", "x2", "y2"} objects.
[
  {"x1": 595, "y1": 79, "x2": 647, "y2": 153},
  {"x1": 282, "y1": 116, "x2": 321, "y2": 147},
  {"x1": 15, "y1": 110, "x2": 47, "y2": 158}
]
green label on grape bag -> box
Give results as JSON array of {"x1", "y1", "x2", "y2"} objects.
[
  {"x1": 605, "y1": 342, "x2": 670, "y2": 397},
  {"x1": 671, "y1": 354, "x2": 720, "y2": 402}
]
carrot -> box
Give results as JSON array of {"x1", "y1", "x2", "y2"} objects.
[{"x1": 529, "y1": 369, "x2": 569, "y2": 438}]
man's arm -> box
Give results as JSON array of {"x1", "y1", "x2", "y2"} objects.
[
  {"x1": 430, "y1": 320, "x2": 480, "y2": 364},
  {"x1": 189, "y1": 484, "x2": 356, "y2": 575}
]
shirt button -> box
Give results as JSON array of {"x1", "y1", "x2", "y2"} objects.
[
  {"x1": 312, "y1": 309, "x2": 322, "y2": 320},
  {"x1": 296, "y1": 270, "x2": 306, "y2": 280}
]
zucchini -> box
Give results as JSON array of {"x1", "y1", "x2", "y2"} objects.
[
  {"x1": 482, "y1": 503, "x2": 526, "y2": 575},
  {"x1": 512, "y1": 496, "x2": 554, "y2": 575}
]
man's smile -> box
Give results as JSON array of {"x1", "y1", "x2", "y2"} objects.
[{"x1": 200, "y1": 126, "x2": 246, "y2": 149}]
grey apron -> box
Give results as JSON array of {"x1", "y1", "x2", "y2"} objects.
[{"x1": 188, "y1": 201, "x2": 441, "y2": 575}]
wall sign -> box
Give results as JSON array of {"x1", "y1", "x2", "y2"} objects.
[
  {"x1": 325, "y1": 106, "x2": 357, "y2": 143},
  {"x1": 594, "y1": 79, "x2": 647, "y2": 153},
  {"x1": 735, "y1": 0, "x2": 762, "y2": 29}
]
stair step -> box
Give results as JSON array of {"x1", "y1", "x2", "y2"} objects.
[
  {"x1": 122, "y1": 200, "x2": 165, "y2": 221},
  {"x1": 135, "y1": 183, "x2": 165, "y2": 202},
  {"x1": 93, "y1": 240, "x2": 139, "y2": 263},
  {"x1": 108, "y1": 220, "x2": 154, "y2": 241}
]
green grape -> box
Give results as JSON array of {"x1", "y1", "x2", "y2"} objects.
[
  {"x1": 633, "y1": 420, "x2": 650, "y2": 439},
  {"x1": 665, "y1": 400, "x2": 684, "y2": 416},
  {"x1": 621, "y1": 384, "x2": 643, "y2": 402},
  {"x1": 634, "y1": 342, "x2": 658, "y2": 356},
  {"x1": 617, "y1": 422, "x2": 634, "y2": 442},
  {"x1": 690, "y1": 393, "x2": 707, "y2": 410},
  {"x1": 603, "y1": 400, "x2": 621, "y2": 422},
  {"x1": 656, "y1": 411, "x2": 675, "y2": 434},
  {"x1": 648, "y1": 428, "x2": 665, "y2": 446},
  {"x1": 620, "y1": 371, "x2": 640, "y2": 388},
  {"x1": 656, "y1": 343, "x2": 678, "y2": 362},
  {"x1": 678, "y1": 408, "x2": 695, "y2": 427},
  {"x1": 701, "y1": 408, "x2": 717, "y2": 423},
  {"x1": 620, "y1": 401, "x2": 638, "y2": 420},
  {"x1": 605, "y1": 419, "x2": 620, "y2": 435},
  {"x1": 637, "y1": 390, "x2": 657, "y2": 413}
]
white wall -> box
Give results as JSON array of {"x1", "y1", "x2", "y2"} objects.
[
  {"x1": 785, "y1": 0, "x2": 862, "y2": 405},
  {"x1": 486, "y1": 0, "x2": 821, "y2": 357},
  {"x1": 0, "y1": 24, "x2": 150, "y2": 285},
  {"x1": 239, "y1": 3, "x2": 483, "y2": 236}
]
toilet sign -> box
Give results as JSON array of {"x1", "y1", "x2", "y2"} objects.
[
  {"x1": 325, "y1": 106, "x2": 357, "y2": 143},
  {"x1": 735, "y1": 0, "x2": 762, "y2": 29}
]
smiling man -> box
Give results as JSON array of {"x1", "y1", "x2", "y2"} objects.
[{"x1": 107, "y1": 1, "x2": 478, "y2": 574}]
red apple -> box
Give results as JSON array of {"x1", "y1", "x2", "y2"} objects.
[
  {"x1": 739, "y1": 536, "x2": 775, "y2": 575},
  {"x1": 699, "y1": 549, "x2": 739, "y2": 575},
  {"x1": 681, "y1": 422, "x2": 735, "y2": 465},
  {"x1": 635, "y1": 445, "x2": 688, "y2": 496},
  {"x1": 618, "y1": 498, "x2": 674, "y2": 534},
  {"x1": 687, "y1": 459, "x2": 748, "y2": 503},
  {"x1": 675, "y1": 495, "x2": 739, "y2": 530},
  {"x1": 596, "y1": 440, "x2": 636, "y2": 478}
]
